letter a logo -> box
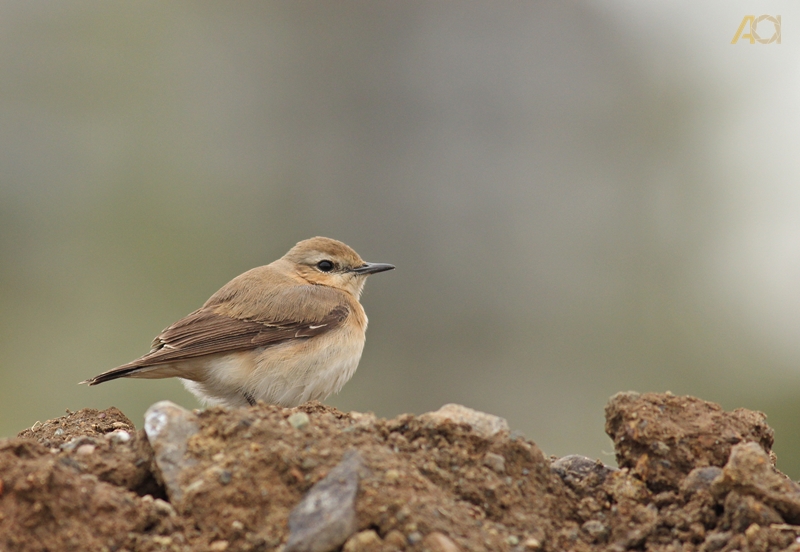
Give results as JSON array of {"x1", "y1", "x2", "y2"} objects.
[{"x1": 731, "y1": 15, "x2": 756, "y2": 44}]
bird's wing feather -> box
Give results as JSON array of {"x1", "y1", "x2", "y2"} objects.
[
  {"x1": 145, "y1": 304, "x2": 348, "y2": 365},
  {"x1": 141, "y1": 283, "x2": 350, "y2": 365},
  {"x1": 85, "y1": 284, "x2": 351, "y2": 384}
]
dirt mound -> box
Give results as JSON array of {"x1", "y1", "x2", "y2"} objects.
[{"x1": 3, "y1": 392, "x2": 800, "y2": 552}]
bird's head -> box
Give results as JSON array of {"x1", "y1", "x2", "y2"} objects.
[{"x1": 281, "y1": 237, "x2": 394, "y2": 298}]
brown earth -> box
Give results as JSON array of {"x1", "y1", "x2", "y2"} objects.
[{"x1": 3, "y1": 392, "x2": 800, "y2": 552}]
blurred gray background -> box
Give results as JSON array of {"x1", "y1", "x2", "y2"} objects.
[{"x1": 3, "y1": 1, "x2": 800, "y2": 476}]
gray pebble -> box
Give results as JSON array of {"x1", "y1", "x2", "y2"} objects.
[
  {"x1": 144, "y1": 401, "x2": 200, "y2": 503},
  {"x1": 285, "y1": 450, "x2": 366, "y2": 552}
]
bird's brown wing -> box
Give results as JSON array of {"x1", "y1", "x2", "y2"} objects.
[
  {"x1": 143, "y1": 304, "x2": 349, "y2": 364},
  {"x1": 82, "y1": 284, "x2": 351, "y2": 385}
]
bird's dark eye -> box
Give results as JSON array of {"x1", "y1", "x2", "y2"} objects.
[{"x1": 316, "y1": 260, "x2": 334, "y2": 272}]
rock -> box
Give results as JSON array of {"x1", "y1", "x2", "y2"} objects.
[
  {"x1": 288, "y1": 412, "x2": 311, "y2": 430},
  {"x1": 482, "y1": 452, "x2": 506, "y2": 473},
  {"x1": 152, "y1": 498, "x2": 176, "y2": 517},
  {"x1": 421, "y1": 531, "x2": 461, "y2": 552},
  {"x1": 418, "y1": 404, "x2": 509, "y2": 438},
  {"x1": 75, "y1": 443, "x2": 96, "y2": 455},
  {"x1": 605, "y1": 392, "x2": 774, "y2": 491},
  {"x1": 384, "y1": 468, "x2": 401, "y2": 483},
  {"x1": 143, "y1": 401, "x2": 200, "y2": 503},
  {"x1": 711, "y1": 441, "x2": 800, "y2": 524},
  {"x1": 285, "y1": 449, "x2": 366, "y2": 552},
  {"x1": 218, "y1": 470, "x2": 232, "y2": 485},
  {"x1": 581, "y1": 519, "x2": 608, "y2": 541},
  {"x1": 106, "y1": 430, "x2": 131, "y2": 444},
  {"x1": 551, "y1": 455, "x2": 617, "y2": 490},
  {"x1": 342, "y1": 530, "x2": 382, "y2": 552},
  {"x1": 523, "y1": 537, "x2": 542, "y2": 550},
  {"x1": 680, "y1": 466, "x2": 723, "y2": 497},
  {"x1": 152, "y1": 536, "x2": 173, "y2": 547},
  {"x1": 382, "y1": 530, "x2": 406, "y2": 549},
  {"x1": 604, "y1": 470, "x2": 651, "y2": 503}
]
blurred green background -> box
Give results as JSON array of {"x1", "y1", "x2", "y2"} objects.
[{"x1": 3, "y1": 1, "x2": 800, "y2": 476}]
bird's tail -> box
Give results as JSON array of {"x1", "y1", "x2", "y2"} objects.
[{"x1": 79, "y1": 363, "x2": 173, "y2": 386}]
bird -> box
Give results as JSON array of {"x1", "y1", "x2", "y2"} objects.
[{"x1": 81, "y1": 237, "x2": 394, "y2": 408}]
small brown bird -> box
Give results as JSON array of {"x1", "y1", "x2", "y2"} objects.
[{"x1": 82, "y1": 237, "x2": 394, "y2": 407}]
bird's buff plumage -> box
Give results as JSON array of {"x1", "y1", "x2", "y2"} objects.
[{"x1": 82, "y1": 237, "x2": 394, "y2": 407}]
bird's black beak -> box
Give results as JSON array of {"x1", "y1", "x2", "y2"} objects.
[{"x1": 352, "y1": 262, "x2": 395, "y2": 275}]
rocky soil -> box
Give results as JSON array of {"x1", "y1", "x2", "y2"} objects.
[{"x1": 3, "y1": 392, "x2": 800, "y2": 552}]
